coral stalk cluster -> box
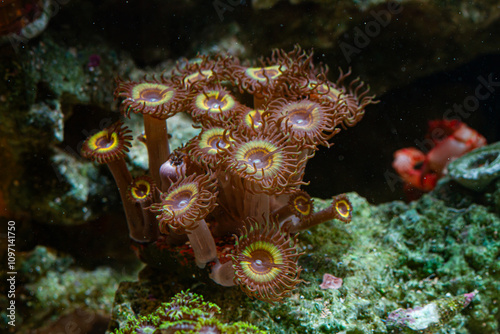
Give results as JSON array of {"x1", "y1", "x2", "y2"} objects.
[{"x1": 81, "y1": 46, "x2": 375, "y2": 303}]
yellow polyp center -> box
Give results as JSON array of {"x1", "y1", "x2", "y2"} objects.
[
  {"x1": 199, "y1": 128, "x2": 231, "y2": 155},
  {"x1": 324, "y1": 88, "x2": 347, "y2": 107},
  {"x1": 162, "y1": 184, "x2": 198, "y2": 216},
  {"x1": 309, "y1": 83, "x2": 345, "y2": 105},
  {"x1": 246, "y1": 65, "x2": 284, "y2": 82},
  {"x1": 240, "y1": 241, "x2": 283, "y2": 283},
  {"x1": 184, "y1": 70, "x2": 213, "y2": 86},
  {"x1": 170, "y1": 192, "x2": 194, "y2": 210},
  {"x1": 195, "y1": 90, "x2": 235, "y2": 113},
  {"x1": 328, "y1": 88, "x2": 342, "y2": 99},
  {"x1": 281, "y1": 101, "x2": 324, "y2": 136},
  {"x1": 313, "y1": 83, "x2": 329, "y2": 94},
  {"x1": 236, "y1": 140, "x2": 283, "y2": 177},
  {"x1": 243, "y1": 109, "x2": 264, "y2": 130},
  {"x1": 293, "y1": 196, "x2": 311, "y2": 216},
  {"x1": 245, "y1": 148, "x2": 272, "y2": 169},
  {"x1": 335, "y1": 200, "x2": 351, "y2": 218},
  {"x1": 131, "y1": 179, "x2": 151, "y2": 200},
  {"x1": 88, "y1": 131, "x2": 119, "y2": 153},
  {"x1": 288, "y1": 109, "x2": 313, "y2": 128},
  {"x1": 207, "y1": 136, "x2": 228, "y2": 153},
  {"x1": 131, "y1": 83, "x2": 174, "y2": 106}
]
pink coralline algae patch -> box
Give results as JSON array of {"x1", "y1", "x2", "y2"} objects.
[{"x1": 319, "y1": 273, "x2": 343, "y2": 290}]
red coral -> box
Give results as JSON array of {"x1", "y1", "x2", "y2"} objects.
[{"x1": 393, "y1": 120, "x2": 487, "y2": 197}]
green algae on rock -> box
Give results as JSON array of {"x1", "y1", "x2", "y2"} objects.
[
  {"x1": 112, "y1": 290, "x2": 265, "y2": 334},
  {"x1": 107, "y1": 189, "x2": 498, "y2": 333},
  {"x1": 0, "y1": 246, "x2": 131, "y2": 332}
]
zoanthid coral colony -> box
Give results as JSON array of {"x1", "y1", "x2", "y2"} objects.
[
  {"x1": 81, "y1": 46, "x2": 376, "y2": 303},
  {"x1": 114, "y1": 290, "x2": 265, "y2": 333}
]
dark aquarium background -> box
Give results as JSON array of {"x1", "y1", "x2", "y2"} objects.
[{"x1": 1, "y1": 0, "x2": 499, "y2": 333}]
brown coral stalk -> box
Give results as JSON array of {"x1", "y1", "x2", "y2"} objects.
[
  {"x1": 106, "y1": 160, "x2": 145, "y2": 241},
  {"x1": 144, "y1": 114, "x2": 170, "y2": 187}
]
